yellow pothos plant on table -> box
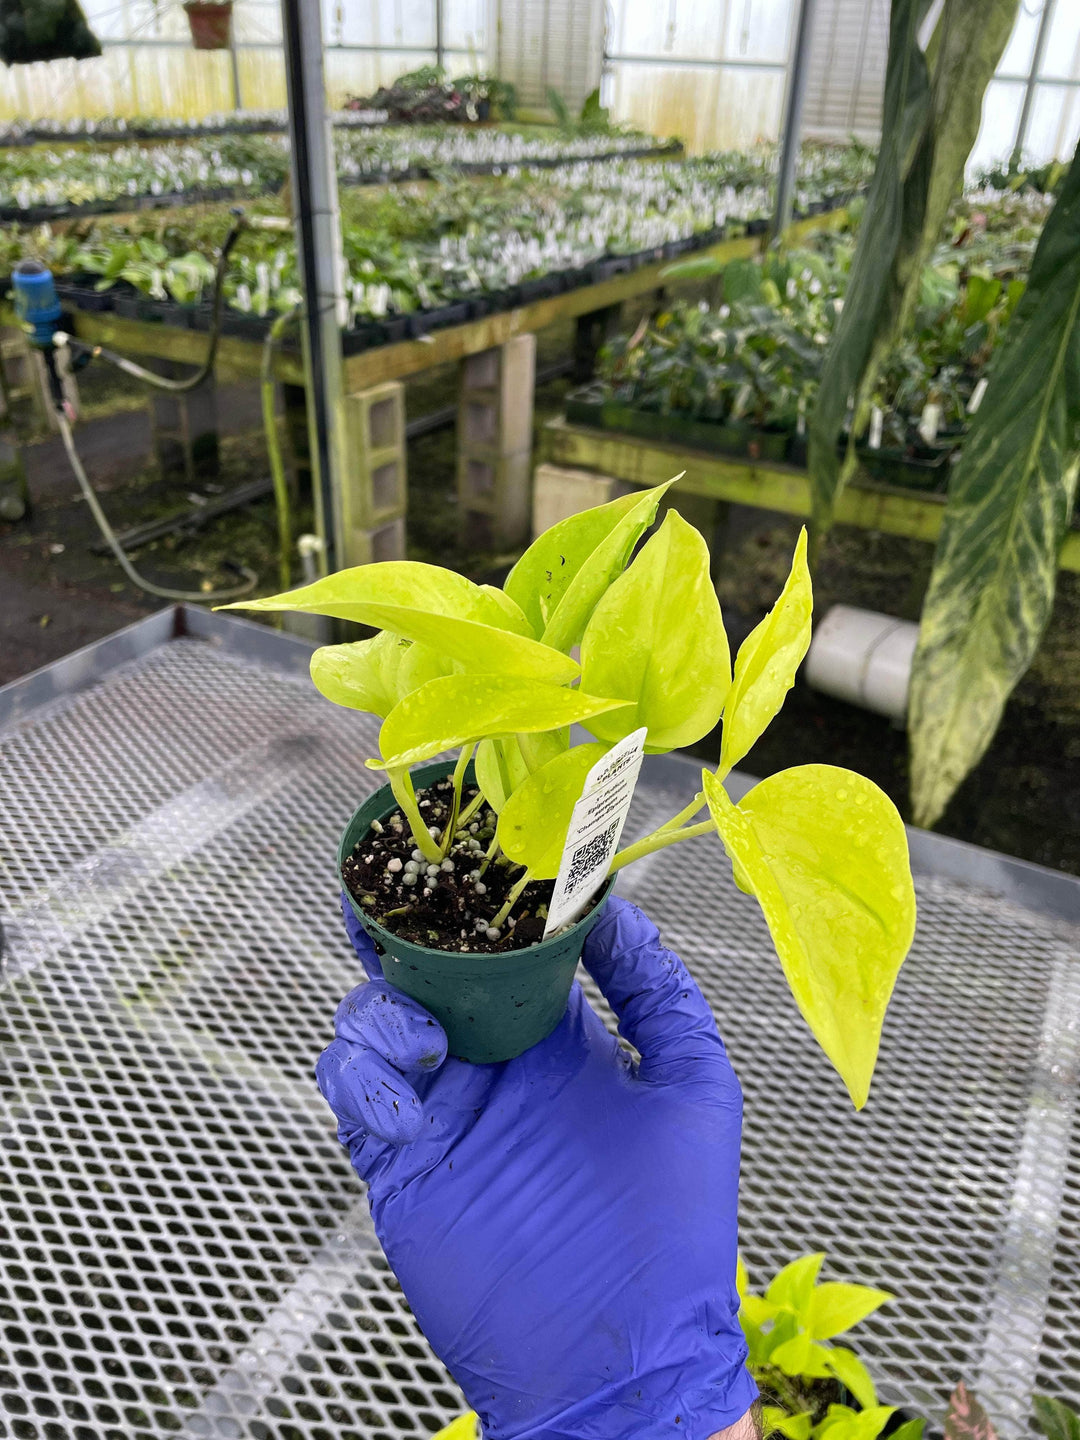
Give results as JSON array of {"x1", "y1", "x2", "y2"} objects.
[{"x1": 224, "y1": 479, "x2": 916, "y2": 1109}]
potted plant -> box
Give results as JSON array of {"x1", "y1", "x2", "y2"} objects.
[
  {"x1": 225, "y1": 481, "x2": 915, "y2": 1096},
  {"x1": 183, "y1": 0, "x2": 233, "y2": 51}
]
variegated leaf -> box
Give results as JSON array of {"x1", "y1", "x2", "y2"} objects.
[{"x1": 909, "y1": 138, "x2": 1080, "y2": 827}]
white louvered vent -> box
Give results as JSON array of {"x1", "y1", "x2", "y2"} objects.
[
  {"x1": 491, "y1": 0, "x2": 605, "y2": 113},
  {"x1": 802, "y1": 0, "x2": 888, "y2": 140}
]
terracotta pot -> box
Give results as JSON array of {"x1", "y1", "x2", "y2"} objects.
[{"x1": 184, "y1": 1, "x2": 233, "y2": 51}]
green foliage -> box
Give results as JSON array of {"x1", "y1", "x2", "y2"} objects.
[
  {"x1": 908, "y1": 137, "x2": 1080, "y2": 827},
  {"x1": 807, "y1": 0, "x2": 1019, "y2": 537},
  {"x1": 0, "y1": 0, "x2": 100, "y2": 64},
  {"x1": 230, "y1": 484, "x2": 915, "y2": 1105},
  {"x1": 1035, "y1": 1397, "x2": 1080, "y2": 1440},
  {"x1": 719, "y1": 528, "x2": 812, "y2": 777},
  {"x1": 579, "y1": 510, "x2": 731, "y2": 749},
  {"x1": 704, "y1": 763, "x2": 915, "y2": 1109},
  {"x1": 739, "y1": 1252, "x2": 896, "y2": 1423}
]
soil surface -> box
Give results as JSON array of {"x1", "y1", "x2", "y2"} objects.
[{"x1": 342, "y1": 778, "x2": 557, "y2": 953}]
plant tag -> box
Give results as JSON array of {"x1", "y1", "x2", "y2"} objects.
[
  {"x1": 543, "y1": 727, "x2": 648, "y2": 938},
  {"x1": 918, "y1": 402, "x2": 941, "y2": 445},
  {"x1": 968, "y1": 377, "x2": 988, "y2": 413},
  {"x1": 868, "y1": 405, "x2": 883, "y2": 450}
]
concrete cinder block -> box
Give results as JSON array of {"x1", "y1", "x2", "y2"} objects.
[
  {"x1": 531, "y1": 463, "x2": 632, "y2": 537},
  {"x1": 345, "y1": 515, "x2": 407, "y2": 565},
  {"x1": 459, "y1": 450, "x2": 533, "y2": 550},
  {"x1": 456, "y1": 337, "x2": 537, "y2": 549},
  {"x1": 150, "y1": 361, "x2": 218, "y2": 483},
  {"x1": 340, "y1": 381, "x2": 407, "y2": 537}
]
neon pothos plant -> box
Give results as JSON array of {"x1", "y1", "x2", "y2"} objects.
[
  {"x1": 740, "y1": 1252, "x2": 923, "y2": 1440},
  {"x1": 226, "y1": 480, "x2": 916, "y2": 1108}
]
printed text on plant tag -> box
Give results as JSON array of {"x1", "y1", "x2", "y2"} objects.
[{"x1": 543, "y1": 728, "x2": 648, "y2": 937}]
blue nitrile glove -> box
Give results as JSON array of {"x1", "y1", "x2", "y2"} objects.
[{"x1": 317, "y1": 894, "x2": 757, "y2": 1440}]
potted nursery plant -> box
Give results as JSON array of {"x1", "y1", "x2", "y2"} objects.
[
  {"x1": 183, "y1": 0, "x2": 233, "y2": 51},
  {"x1": 225, "y1": 480, "x2": 916, "y2": 1106}
]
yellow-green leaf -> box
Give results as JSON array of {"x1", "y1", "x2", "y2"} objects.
[
  {"x1": 703, "y1": 766, "x2": 916, "y2": 1109},
  {"x1": 825, "y1": 1346, "x2": 879, "y2": 1411},
  {"x1": 398, "y1": 641, "x2": 454, "y2": 693},
  {"x1": 739, "y1": 1294, "x2": 779, "y2": 1329},
  {"x1": 475, "y1": 736, "x2": 531, "y2": 813},
  {"x1": 817, "y1": 1406, "x2": 896, "y2": 1440},
  {"x1": 736, "y1": 1254, "x2": 749, "y2": 1299},
  {"x1": 763, "y1": 1409, "x2": 813, "y2": 1440},
  {"x1": 771, "y1": 1332, "x2": 832, "y2": 1379},
  {"x1": 719, "y1": 529, "x2": 812, "y2": 776},
  {"x1": 374, "y1": 677, "x2": 630, "y2": 771},
  {"x1": 496, "y1": 744, "x2": 608, "y2": 878},
  {"x1": 766, "y1": 1251, "x2": 825, "y2": 1315},
  {"x1": 310, "y1": 632, "x2": 409, "y2": 718},
  {"x1": 505, "y1": 481, "x2": 675, "y2": 653},
  {"x1": 221, "y1": 561, "x2": 574, "y2": 683},
  {"x1": 580, "y1": 511, "x2": 731, "y2": 750},
  {"x1": 807, "y1": 1282, "x2": 893, "y2": 1341}
]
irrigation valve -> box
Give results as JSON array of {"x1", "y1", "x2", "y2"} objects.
[{"x1": 11, "y1": 259, "x2": 84, "y2": 418}]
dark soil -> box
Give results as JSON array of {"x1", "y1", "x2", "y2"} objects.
[{"x1": 342, "y1": 778, "x2": 557, "y2": 953}]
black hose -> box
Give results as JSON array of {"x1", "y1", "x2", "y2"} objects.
[{"x1": 65, "y1": 214, "x2": 245, "y2": 394}]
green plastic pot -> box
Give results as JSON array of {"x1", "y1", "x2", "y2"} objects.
[{"x1": 338, "y1": 760, "x2": 616, "y2": 1064}]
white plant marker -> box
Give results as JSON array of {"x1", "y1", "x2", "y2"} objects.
[{"x1": 543, "y1": 727, "x2": 648, "y2": 938}]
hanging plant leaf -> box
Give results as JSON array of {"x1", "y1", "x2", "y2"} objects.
[
  {"x1": 909, "y1": 138, "x2": 1080, "y2": 828},
  {"x1": 807, "y1": 0, "x2": 1018, "y2": 539}
]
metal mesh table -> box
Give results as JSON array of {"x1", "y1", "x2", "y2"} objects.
[{"x1": 2, "y1": 608, "x2": 1079, "y2": 1440}]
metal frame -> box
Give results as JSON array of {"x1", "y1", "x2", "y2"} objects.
[
  {"x1": 772, "y1": 0, "x2": 817, "y2": 239},
  {"x1": 3, "y1": 608, "x2": 1080, "y2": 1435},
  {"x1": 1011, "y1": 0, "x2": 1060, "y2": 163},
  {"x1": 280, "y1": 0, "x2": 348, "y2": 575}
]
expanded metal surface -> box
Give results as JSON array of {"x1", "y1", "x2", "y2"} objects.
[{"x1": 1, "y1": 632, "x2": 1079, "y2": 1440}]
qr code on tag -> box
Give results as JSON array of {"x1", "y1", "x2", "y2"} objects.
[{"x1": 566, "y1": 819, "x2": 620, "y2": 892}]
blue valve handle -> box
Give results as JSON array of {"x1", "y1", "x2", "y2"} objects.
[
  {"x1": 318, "y1": 893, "x2": 757, "y2": 1440},
  {"x1": 12, "y1": 260, "x2": 61, "y2": 348}
]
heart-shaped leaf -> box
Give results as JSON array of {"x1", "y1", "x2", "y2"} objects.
[
  {"x1": 704, "y1": 765, "x2": 916, "y2": 1108},
  {"x1": 807, "y1": 1282, "x2": 893, "y2": 1340},
  {"x1": 310, "y1": 632, "x2": 409, "y2": 717},
  {"x1": 719, "y1": 528, "x2": 811, "y2": 776},
  {"x1": 580, "y1": 510, "x2": 731, "y2": 751},
  {"x1": 373, "y1": 676, "x2": 630, "y2": 771},
  {"x1": 496, "y1": 743, "x2": 609, "y2": 878},
  {"x1": 223, "y1": 562, "x2": 575, "y2": 683},
  {"x1": 505, "y1": 481, "x2": 675, "y2": 652}
]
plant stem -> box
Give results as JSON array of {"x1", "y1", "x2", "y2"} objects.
[
  {"x1": 389, "y1": 766, "x2": 442, "y2": 863},
  {"x1": 441, "y1": 745, "x2": 474, "y2": 857},
  {"x1": 491, "y1": 869, "x2": 531, "y2": 929},
  {"x1": 656, "y1": 789, "x2": 706, "y2": 834},
  {"x1": 609, "y1": 818, "x2": 714, "y2": 873},
  {"x1": 477, "y1": 831, "x2": 500, "y2": 878},
  {"x1": 456, "y1": 790, "x2": 485, "y2": 831}
]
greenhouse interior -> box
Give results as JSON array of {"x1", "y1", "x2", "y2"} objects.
[{"x1": 2, "y1": 1, "x2": 1080, "y2": 1438}]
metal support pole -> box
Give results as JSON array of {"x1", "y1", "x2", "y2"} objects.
[
  {"x1": 1011, "y1": 0, "x2": 1057, "y2": 167},
  {"x1": 228, "y1": 34, "x2": 243, "y2": 110},
  {"x1": 771, "y1": 0, "x2": 817, "y2": 243},
  {"x1": 280, "y1": 0, "x2": 350, "y2": 575},
  {"x1": 435, "y1": 0, "x2": 444, "y2": 71}
]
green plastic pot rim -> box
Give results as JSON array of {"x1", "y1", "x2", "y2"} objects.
[{"x1": 337, "y1": 761, "x2": 616, "y2": 968}]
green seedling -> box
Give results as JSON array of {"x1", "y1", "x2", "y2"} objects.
[{"x1": 225, "y1": 479, "x2": 916, "y2": 1108}]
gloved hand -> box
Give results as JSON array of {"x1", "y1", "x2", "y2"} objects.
[{"x1": 317, "y1": 894, "x2": 757, "y2": 1440}]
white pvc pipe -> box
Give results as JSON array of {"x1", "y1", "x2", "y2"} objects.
[{"x1": 804, "y1": 605, "x2": 919, "y2": 725}]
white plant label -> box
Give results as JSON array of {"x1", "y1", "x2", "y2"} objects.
[
  {"x1": 918, "y1": 401, "x2": 942, "y2": 445},
  {"x1": 868, "y1": 405, "x2": 883, "y2": 450},
  {"x1": 543, "y1": 727, "x2": 648, "y2": 938},
  {"x1": 968, "y1": 377, "x2": 988, "y2": 414}
]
